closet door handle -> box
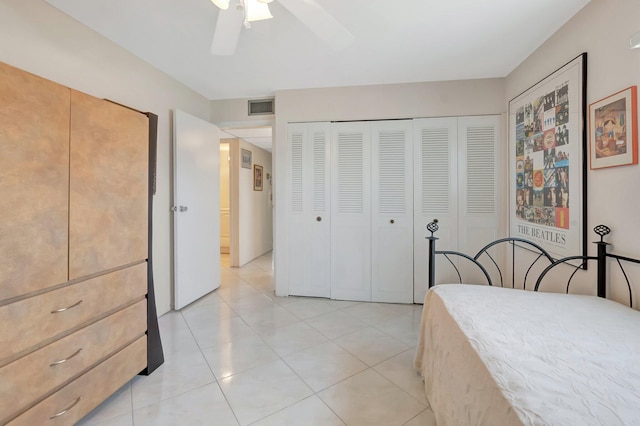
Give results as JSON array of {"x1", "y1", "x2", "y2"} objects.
[
  {"x1": 390, "y1": 219, "x2": 395, "y2": 224},
  {"x1": 316, "y1": 216, "x2": 322, "y2": 222},
  {"x1": 49, "y1": 397, "x2": 81, "y2": 419},
  {"x1": 51, "y1": 300, "x2": 83, "y2": 314},
  {"x1": 50, "y1": 348, "x2": 83, "y2": 367}
]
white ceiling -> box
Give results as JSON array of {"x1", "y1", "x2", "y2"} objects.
[
  {"x1": 220, "y1": 126, "x2": 273, "y2": 152},
  {"x1": 44, "y1": 0, "x2": 591, "y2": 101}
]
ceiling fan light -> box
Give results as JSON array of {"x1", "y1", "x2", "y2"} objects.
[
  {"x1": 245, "y1": 0, "x2": 273, "y2": 22},
  {"x1": 211, "y1": 0, "x2": 230, "y2": 10},
  {"x1": 631, "y1": 31, "x2": 640, "y2": 49}
]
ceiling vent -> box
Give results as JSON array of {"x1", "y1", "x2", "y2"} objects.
[{"x1": 248, "y1": 98, "x2": 275, "y2": 116}]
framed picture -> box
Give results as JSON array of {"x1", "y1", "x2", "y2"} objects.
[
  {"x1": 589, "y1": 86, "x2": 638, "y2": 169},
  {"x1": 508, "y1": 53, "x2": 587, "y2": 262},
  {"x1": 254, "y1": 164, "x2": 263, "y2": 191},
  {"x1": 241, "y1": 148, "x2": 252, "y2": 169}
]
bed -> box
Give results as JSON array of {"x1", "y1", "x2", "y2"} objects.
[{"x1": 414, "y1": 222, "x2": 640, "y2": 426}]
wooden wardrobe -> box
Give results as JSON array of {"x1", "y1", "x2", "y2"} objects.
[{"x1": 0, "y1": 61, "x2": 163, "y2": 424}]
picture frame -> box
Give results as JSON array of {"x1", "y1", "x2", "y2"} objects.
[
  {"x1": 588, "y1": 86, "x2": 638, "y2": 169},
  {"x1": 241, "y1": 148, "x2": 252, "y2": 169},
  {"x1": 254, "y1": 164, "x2": 263, "y2": 191},
  {"x1": 508, "y1": 53, "x2": 587, "y2": 262}
]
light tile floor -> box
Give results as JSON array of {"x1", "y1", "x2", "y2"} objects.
[{"x1": 78, "y1": 253, "x2": 436, "y2": 426}]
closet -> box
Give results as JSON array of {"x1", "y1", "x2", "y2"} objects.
[
  {"x1": 0, "y1": 62, "x2": 162, "y2": 424},
  {"x1": 287, "y1": 122, "x2": 331, "y2": 298},
  {"x1": 330, "y1": 120, "x2": 414, "y2": 303},
  {"x1": 413, "y1": 116, "x2": 500, "y2": 302},
  {"x1": 288, "y1": 120, "x2": 414, "y2": 303},
  {"x1": 286, "y1": 116, "x2": 499, "y2": 304}
]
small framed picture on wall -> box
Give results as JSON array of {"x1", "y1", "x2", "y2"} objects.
[
  {"x1": 254, "y1": 164, "x2": 263, "y2": 191},
  {"x1": 589, "y1": 86, "x2": 638, "y2": 169},
  {"x1": 241, "y1": 148, "x2": 252, "y2": 169}
]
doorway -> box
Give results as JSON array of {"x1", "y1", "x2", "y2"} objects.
[{"x1": 219, "y1": 127, "x2": 274, "y2": 268}]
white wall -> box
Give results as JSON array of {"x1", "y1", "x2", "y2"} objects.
[
  {"x1": 0, "y1": 0, "x2": 212, "y2": 315},
  {"x1": 505, "y1": 0, "x2": 640, "y2": 305},
  {"x1": 272, "y1": 79, "x2": 506, "y2": 296},
  {"x1": 229, "y1": 139, "x2": 273, "y2": 267}
]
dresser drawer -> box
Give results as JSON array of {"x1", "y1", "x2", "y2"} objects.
[
  {"x1": 0, "y1": 300, "x2": 146, "y2": 421},
  {"x1": 0, "y1": 263, "x2": 146, "y2": 362},
  {"x1": 8, "y1": 336, "x2": 147, "y2": 426}
]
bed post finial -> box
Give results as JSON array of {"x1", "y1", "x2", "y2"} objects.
[
  {"x1": 427, "y1": 220, "x2": 439, "y2": 288},
  {"x1": 593, "y1": 225, "x2": 610, "y2": 298},
  {"x1": 426, "y1": 219, "x2": 439, "y2": 238},
  {"x1": 593, "y1": 224, "x2": 610, "y2": 243}
]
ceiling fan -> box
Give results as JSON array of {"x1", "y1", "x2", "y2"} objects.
[{"x1": 210, "y1": 0, "x2": 354, "y2": 56}]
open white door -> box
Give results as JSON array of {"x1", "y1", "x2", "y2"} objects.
[{"x1": 173, "y1": 110, "x2": 220, "y2": 310}]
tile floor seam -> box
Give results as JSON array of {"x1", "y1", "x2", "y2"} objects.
[
  {"x1": 212, "y1": 380, "x2": 243, "y2": 426},
  {"x1": 177, "y1": 310, "x2": 221, "y2": 381}
]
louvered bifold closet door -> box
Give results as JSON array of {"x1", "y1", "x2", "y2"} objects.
[
  {"x1": 412, "y1": 118, "x2": 458, "y2": 303},
  {"x1": 457, "y1": 115, "x2": 500, "y2": 282},
  {"x1": 331, "y1": 122, "x2": 371, "y2": 301},
  {"x1": 287, "y1": 123, "x2": 331, "y2": 297},
  {"x1": 371, "y1": 120, "x2": 413, "y2": 303}
]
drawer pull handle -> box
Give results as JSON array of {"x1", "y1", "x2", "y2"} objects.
[
  {"x1": 50, "y1": 348, "x2": 83, "y2": 367},
  {"x1": 51, "y1": 299, "x2": 83, "y2": 314},
  {"x1": 49, "y1": 396, "x2": 81, "y2": 419}
]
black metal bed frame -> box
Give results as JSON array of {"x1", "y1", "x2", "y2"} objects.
[{"x1": 426, "y1": 221, "x2": 640, "y2": 308}]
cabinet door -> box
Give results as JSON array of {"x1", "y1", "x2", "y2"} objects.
[
  {"x1": 69, "y1": 91, "x2": 148, "y2": 278},
  {"x1": 458, "y1": 115, "x2": 500, "y2": 281},
  {"x1": 287, "y1": 123, "x2": 331, "y2": 297},
  {"x1": 413, "y1": 117, "x2": 458, "y2": 303},
  {"x1": 0, "y1": 62, "x2": 70, "y2": 300},
  {"x1": 331, "y1": 122, "x2": 371, "y2": 301},
  {"x1": 371, "y1": 120, "x2": 414, "y2": 303}
]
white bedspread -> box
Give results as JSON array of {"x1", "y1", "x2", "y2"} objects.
[{"x1": 414, "y1": 284, "x2": 640, "y2": 426}]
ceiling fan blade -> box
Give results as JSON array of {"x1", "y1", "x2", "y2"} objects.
[
  {"x1": 277, "y1": 0, "x2": 354, "y2": 50},
  {"x1": 211, "y1": 7, "x2": 245, "y2": 56}
]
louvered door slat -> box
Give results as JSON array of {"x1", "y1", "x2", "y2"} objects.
[
  {"x1": 331, "y1": 122, "x2": 371, "y2": 301},
  {"x1": 371, "y1": 121, "x2": 413, "y2": 303},
  {"x1": 378, "y1": 130, "x2": 407, "y2": 214},
  {"x1": 466, "y1": 126, "x2": 496, "y2": 214},
  {"x1": 457, "y1": 116, "x2": 499, "y2": 278},
  {"x1": 287, "y1": 122, "x2": 330, "y2": 298},
  {"x1": 337, "y1": 132, "x2": 364, "y2": 214},
  {"x1": 421, "y1": 128, "x2": 450, "y2": 215},
  {"x1": 413, "y1": 117, "x2": 458, "y2": 303},
  {"x1": 289, "y1": 132, "x2": 303, "y2": 214},
  {"x1": 312, "y1": 131, "x2": 326, "y2": 213}
]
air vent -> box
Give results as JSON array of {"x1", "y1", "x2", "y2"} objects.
[{"x1": 248, "y1": 98, "x2": 275, "y2": 116}]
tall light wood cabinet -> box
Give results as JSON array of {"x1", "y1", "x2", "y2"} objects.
[
  {"x1": 69, "y1": 90, "x2": 149, "y2": 278},
  {"x1": 0, "y1": 63, "x2": 70, "y2": 301},
  {"x1": 0, "y1": 62, "x2": 162, "y2": 425}
]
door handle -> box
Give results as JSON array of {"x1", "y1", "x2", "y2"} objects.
[
  {"x1": 316, "y1": 216, "x2": 322, "y2": 222},
  {"x1": 179, "y1": 206, "x2": 188, "y2": 212},
  {"x1": 390, "y1": 219, "x2": 395, "y2": 224}
]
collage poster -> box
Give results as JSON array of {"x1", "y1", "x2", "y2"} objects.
[{"x1": 509, "y1": 54, "x2": 586, "y2": 260}]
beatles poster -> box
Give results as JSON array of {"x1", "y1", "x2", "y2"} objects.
[{"x1": 509, "y1": 53, "x2": 587, "y2": 260}]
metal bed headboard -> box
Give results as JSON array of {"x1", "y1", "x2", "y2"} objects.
[{"x1": 426, "y1": 222, "x2": 640, "y2": 308}]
